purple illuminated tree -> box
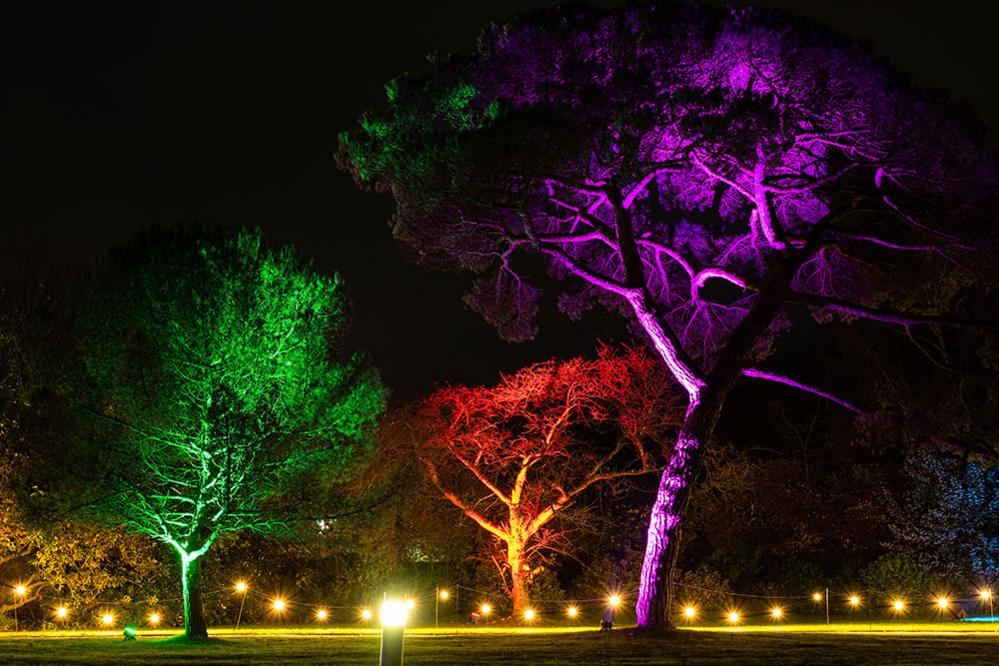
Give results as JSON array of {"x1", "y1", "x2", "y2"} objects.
[{"x1": 339, "y1": 3, "x2": 998, "y2": 630}]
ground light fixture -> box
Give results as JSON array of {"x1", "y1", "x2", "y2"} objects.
[
  {"x1": 123, "y1": 626, "x2": 138, "y2": 641},
  {"x1": 380, "y1": 600, "x2": 409, "y2": 666}
]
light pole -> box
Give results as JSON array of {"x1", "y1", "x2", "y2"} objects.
[
  {"x1": 435, "y1": 588, "x2": 449, "y2": 629},
  {"x1": 234, "y1": 581, "x2": 248, "y2": 631},
  {"x1": 380, "y1": 599, "x2": 409, "y2": 666},
  {"x1": 981, "y1": 589, "x2": 994, "y2": 621},
  {"x1": 13, "y1": 585, "x2": 26, "y2": 632}
]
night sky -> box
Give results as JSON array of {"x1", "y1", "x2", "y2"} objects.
[{"x1": 4, "y1": 1, "x2": 998, "y2": 400}]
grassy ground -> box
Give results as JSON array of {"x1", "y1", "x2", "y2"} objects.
[{"x1": 0, "y1": 624, "x2": 996, "y2": 664}]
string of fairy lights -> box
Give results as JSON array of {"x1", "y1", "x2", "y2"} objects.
[{"x1": 4, "y1": 578, "x2": 996, "y2": 628}]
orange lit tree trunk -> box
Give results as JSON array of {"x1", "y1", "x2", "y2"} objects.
[{"x1": 507, "y1": 535, "x2": 530, "y2": 615}]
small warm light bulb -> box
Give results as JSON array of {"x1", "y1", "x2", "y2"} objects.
[
  {"x1": 893, "y1": 599, "x2": 905, "y2": 612},
  {"x1": 235, "y1": 581, "x2": 247, "y2": 593},
  {"x1": 727, "y1": 611, "x2": 740, "y2": 624},
  {"x1": 14, "y1": 585, "x2": 26, "y2": 596},
  {"x1": 683, "y1": 606, "x2": 696, "y2": 618},
  {"x1": 849, "y1": 595, "x2": 861, "y2": 607},
  {"x1": 980, "y1": 590, "x2": 993, "y2": 601},
  {"x1": 771, "y1": 607, "x2": 783, "y2": 619},
  {"x1": 608, "y1": 595, "x2": 621, "y2": 608},
  {"x1": 102, "y1": 613, "x2": 114, "y2": 626},
  {"x1": 439, "y1": 590, "x2": 449, "y2": 600},
  {"x1": 361, "y1": 608, "x2": 373, "y2": 621},
  {"x1": 812, "y1": 592, "x2": 823, "y2": 602},
  {"x1": 524, "y1": 608, "x2": 536, "y2": 621},
  {"x1": 936, "y1": 597, "x2": 949, "y2": 609},
  {"x1": 149, "y1": 612, "x2": 161, "y2": 625},
  {"x1": 316, "y1": 608, "x2": 329, "y2": 621},
  {"x1": 55, "y1": 606, "x2": 68, "y2": 619},
  {"x1": 404, "y1": 599, "x2": 415, "y2": 610},
  {"x1": 480, "y1": 603, "x2": 491, "y2": 616},
  {"x1": 566, "y1": 605, "x2": 578, "y2": 618},
  {"x1": 272, "y1": 599, "x2": 286, "y2": 612}
]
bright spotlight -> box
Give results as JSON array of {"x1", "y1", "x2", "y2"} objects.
[
  {"x1": 148, "y1": 612, "x2": 161, "y2": 625},
  {"x1": 14, "y1": 585, "x2": 26, "y2": 597},
  {"x1": 771, "y1": 607, "x2": 783, "y2": 619},
  {"x1": 980, "y1": 590, "x2": 993, "y2": 601},
  {"x1": 102, "y1": 613, "x2": 114, "y2": 626},
  {"x1": 272, "y1": 598, "x2": 286, "y2": 612},
  {"x1": 812, "y1": 592, "x2": 823, "y2": 602},
  {"x1": 404, "y1": 598, "x2": 415, "y2": 610},
  {"x1": 683, "y1": 606, "x2": 696, "y2": 619},
  {"x1": 936, "y1": 597, "x2": 949, "y2": 609},
  {"x1": 316, "y1": 608, "x2": 329, "y2": 622},
  {"x1": 439, "y1": 590, "x2": 449, "y2": 600},
  {"x1": 892, "y1": 599, "x2": 905, "y2": 612},
  {"x1": 727, "y1": 611, "x2": 740, "y2": 624},
  {"x1": 608, "y1": 595, "x2": 621, "y2": 608},
  {"x1": 55, "y1": 606, "x2": 68, "y2": 619},
  {"x1": 235, "y1": 581, "x2": 248, "y2": 594},
  {"x1": 523, "y1": 608, "x2": 536, "y2": 621},
  {"x1": 381, "y1": 600, "x2": 409, "y2": 628},
  {"x1": 480, "y1": 603, "x2": 492, "y2": 616},
  {"x1": 849, "y1": 595, "x2": 861, "y2": 607},
  {"x1": 566, "y1": 605, "x2": 579, "y2": 618},
  {"x1": 361, "y1": 608, "x2": 373, "y2": 621}
]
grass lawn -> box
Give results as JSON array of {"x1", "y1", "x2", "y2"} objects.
[{"x1": 0, "y1": 624, "x2": 996, "y2": 664}]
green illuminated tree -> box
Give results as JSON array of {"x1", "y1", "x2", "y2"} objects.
[{"x1": 76, "y1": 226, "x2": 386, "y2": 639}]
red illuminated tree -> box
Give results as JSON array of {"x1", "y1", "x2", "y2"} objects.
[
  {"x1": 383, "y1": 347, "x2": 682, "y2": 614},
  {"x1": 340, "y1": 3, "x2": 998, "y2": 629}
]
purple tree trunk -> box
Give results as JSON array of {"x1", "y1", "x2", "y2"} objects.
[{"x1": 635, "y1": 404, "x2": 706, "y2": 630}]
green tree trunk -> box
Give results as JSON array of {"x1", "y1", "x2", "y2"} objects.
[{"x1": 181, "y1": 554, "x2": 209, "y2": 639}]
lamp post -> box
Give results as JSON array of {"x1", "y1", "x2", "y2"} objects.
[
  {"x1": 234, "y1": 581, "x2": 248, "y2": 631},
  {"x1": 435, "y1": 587, "x2": 449, "y2": 629},
  {"x1": 380, "y1": 599, "x2": 409, "y2": 666},
  {"x1": 13, "y1": 585, "x2": 26, "y2": 632},
  {"x1": 981, "y1": 590, "x2": 994, "y2": 621}
]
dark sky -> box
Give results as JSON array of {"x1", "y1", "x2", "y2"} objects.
[{"x1": 3, "y1": 1, "x2": 997, "y2": 399}]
